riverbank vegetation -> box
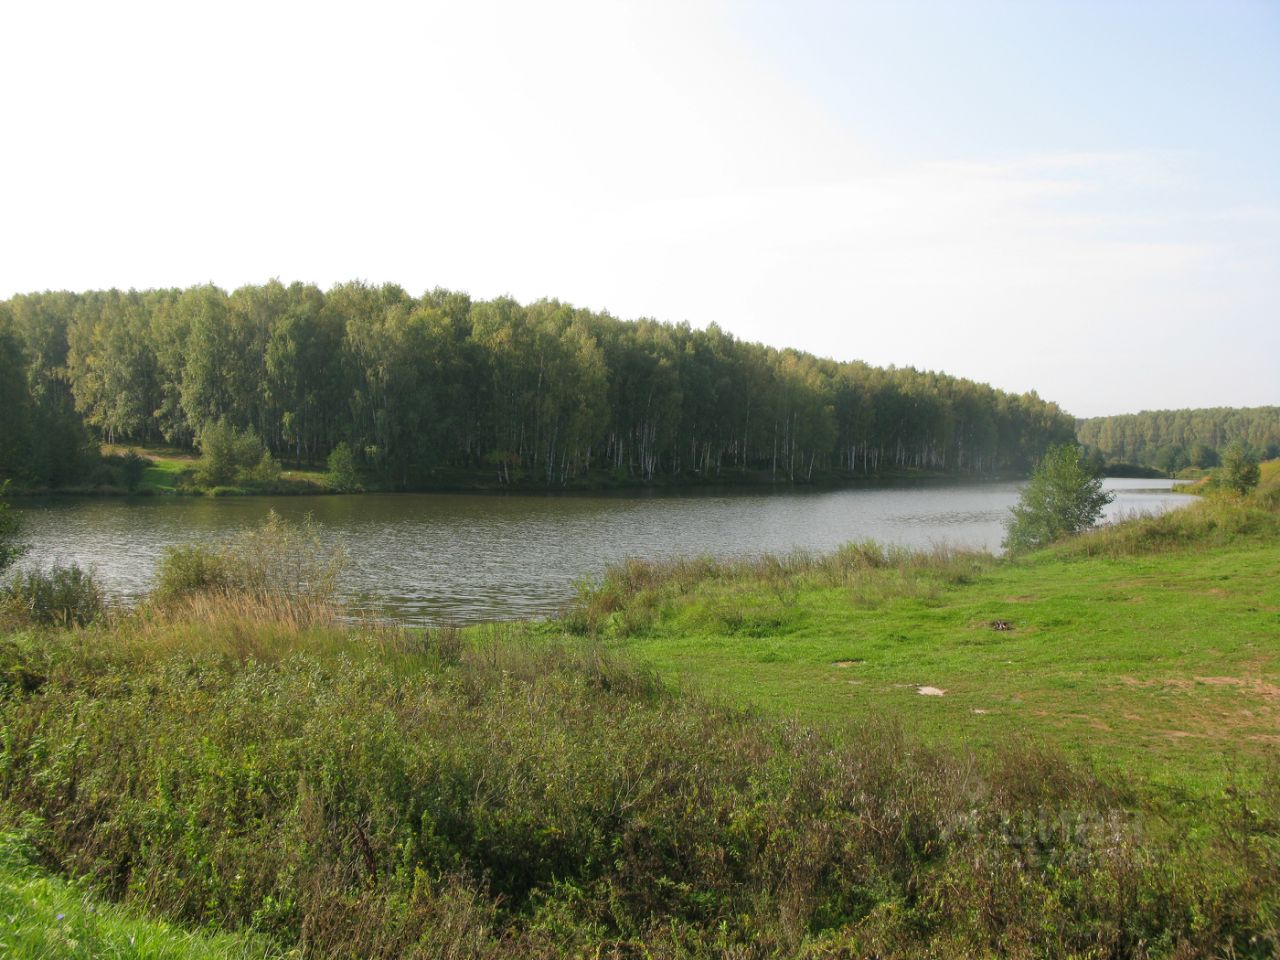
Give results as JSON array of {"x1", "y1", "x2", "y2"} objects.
[
  {"x1": 0, "y1": 468, "x2": 1277, "y2": 956},
  {"x1": 1078, "y1": 405, "x2": 1280, "y2": 475},
  {"x1": 0, "y1": 283, "x2": 1076, "y2": 493},
  {"x1": 568, "y1": 461, "x2": 1280, "y2": 794}
]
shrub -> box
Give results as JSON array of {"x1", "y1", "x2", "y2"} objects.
[
  {"x1": 1004, "y1": 444, "x2": 1114, "y2": 553},
  {"x1": 3, "y1": 563, "x2": 104, "y2": 627},
  {"x1": 0, "y1": 630, "x2": 1275, "y2": 958},
  {"x1": 247, "y1": 449, "x2": 282, "y2": 485},
  {"x1": 120, "y1": 448, "x2": 149, "y2": 491},
  {"x1": 151, "y1": 543, "x2": 238, "y2": 599},
  {"x1": 325, "y1": 442, "x2": 360, "y2": 492},
  {"x1": 152, "y1": 511, "x2": 345, "y2": 607},
  {"x1": 1219, "y1": 441, "x2": 1261, "y2": 495},
  {"x1": 195, "y1": 419, "x2": 279, "y2": 487}
]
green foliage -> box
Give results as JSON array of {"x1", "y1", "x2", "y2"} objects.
[
  {"x1": 3, "y1": 496, "x2": 1280, "y2": 956},
  {"x1": 1191, "y1": 442, "x2": 1220, "y2": 469},
  {"x1": 195, "y1": 420, "x2": 278, "y2": 488},
  {"x1": 247, "y1": 450, "x2": 281, "y2": 485},
  {"x1": 2, "y1": 621, "x2": 1277, "y2": 958},
  {"x1": 1004, "y1": 444, "x2": 1114, "y2": 553},
  {"x1": 1077, "y1": 405, "x2": 1280, "y2": 470},
  {"x1": 120, "y1": 448, "x2": 150, "y2": 491},
  {"x1": 0, "y1": 482, "x2": 25, "y2": 574},
  {"x1": 0, "y1": 831, "x2": 283, "y2": 959},
  {"x1": 2, "y1": 284, "x2": 1078, "y2": 490},
  {"x1": 2, "y1": 563, "x2": 104, "y2": 627},
  {"x1": 324, "y1": 442, "x2": 360, "y2": 492},
  {"x1": 152, "y1": 511, "x2": 344, "y2": 605},
  {"x1": 1219, "y1": 440, "x2": 1261, "y2": 495}
]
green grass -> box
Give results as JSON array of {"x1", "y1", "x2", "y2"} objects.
[
  {"x1": 568, "y1": 466, "x2": 1280, "y2": 803},
  {"x1": 0, "y1": 833, "x2": 282, "y2": 959},
  {"x1": 100, "y1": 445, "x2": 328, "y2": 495},
  {"x1": 602, "y1": 542, "x2": 1277, "y2": 792}
]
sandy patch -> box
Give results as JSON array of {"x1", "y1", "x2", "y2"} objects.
[{"x1": 917, "y1": 686, "x2": 946, "y2": 697}]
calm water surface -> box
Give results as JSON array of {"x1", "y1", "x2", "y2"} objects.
[{"x1": 15, "y1": 478, "x2": 1190, "y2": 624}]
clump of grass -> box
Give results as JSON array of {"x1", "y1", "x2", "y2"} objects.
[
  {"x1": 567, "y1": 541, "x2": 993, "y2": 636},
  {"x1": 1049, "y1": 476, "x2": 1280, "y2": 560},
  {"x1": 152, "y1": 511, "x2": 345, "y2": 607},
  {"x1": 2, "y1": 563, "x2": 105, "y2": 628}
]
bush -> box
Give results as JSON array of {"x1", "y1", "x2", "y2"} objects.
[
  {"x1": 152, "y1": 511, "x2": 345, "y2": 606},
  {"x1": 325, "y1": 442, "x2": 360, "y2": 492},
  {"x1": 247, "y1": 449, "x2": 281, "y2": 485},
  {"x1": 195, "y1": 420, "x2": 280, "y2": 487},
  {"x1": 1219, "y1": 441, "x2": 1261, "y2": 495},
  {"x1": 3, "y1": 563, "x2": 104, "y2": 627},
  {"x1": 151, "y1": 543, "x2": 238, "y2": 599},
  {"x1": 1004, "y1": 444, "x2": 1114, "y2": 553},
  {"x1": 120, "y1": 448, "x2": 149, "y2": 491}
]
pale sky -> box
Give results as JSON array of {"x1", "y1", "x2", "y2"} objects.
[{"x1": 1, "y1": 0, "x2": 1276, "y2": 418}]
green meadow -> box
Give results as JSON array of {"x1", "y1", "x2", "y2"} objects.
[
  {"x1": 0, "y1": 464, "x2": 1276, "y2": 957},
  {"x1": 577, "y1": 498, "x2": 1279, "y2": 800}
]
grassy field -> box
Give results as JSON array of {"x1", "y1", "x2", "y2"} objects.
[{"x1": 567, "y1": 463, "x2": 1280, "y2": 804}]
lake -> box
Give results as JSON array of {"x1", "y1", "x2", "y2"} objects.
[{"x1": 14, "y1": 478, "x2": 1190, "y2": 624}]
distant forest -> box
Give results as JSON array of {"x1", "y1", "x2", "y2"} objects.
[
  {"x1": 0, "y1": 282, "x2": 1077, "y2": 489},
  {"x1": 1077, "y1": 408, "x2": 1280, "y2": 472}
]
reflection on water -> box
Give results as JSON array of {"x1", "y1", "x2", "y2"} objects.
[{"x1": 16, "y1": 478, "x2": 1191, "y2": 624}]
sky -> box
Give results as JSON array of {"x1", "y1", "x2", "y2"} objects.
[{"x1": 0, "y1": 0, "x2": 1276, "y2": 418}]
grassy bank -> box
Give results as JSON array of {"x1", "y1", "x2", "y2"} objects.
[
  {"x1": 0, "y1": 832, "x2": 281, "y2": 959},
  {"x1": 22, "y1": 444, "x2": 1018, "y2": 498},
  {"x1": 0, "y1": 471, "x2": 1277, "y2": 956},
  {"x1": 566, "y1": 463, "x2": 1280, "y2": 801},
  {"x1": 94, "y1": 446, "x2": 329, "y2": 497}
]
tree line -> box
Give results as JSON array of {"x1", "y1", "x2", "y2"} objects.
[
  {"x1": 0, "y1": 282, "x2": 1077, "y2": 488},
  {"x1": 1077, "y1": 407, "x2": 1280, "y2": 473}
]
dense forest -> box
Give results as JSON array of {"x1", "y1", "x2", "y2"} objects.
[
  {"x1": 1078, "y1": 407, "x2": 1280, "y2": 473},
  {"x1": 0, "y1": 282, "x2": 1077, "y2": 489}
]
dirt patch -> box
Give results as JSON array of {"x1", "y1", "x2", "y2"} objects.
[
  {"x1": 917, "y1": 686, "x2": 946, "y2": 697},
  {"x1": 832, "y1": 659, "x2": 863, "y2": 668},
  {"x1": 1120, "y1": 676, "x2": 1195, "y2": 691},
  {"x1": 1194, "y1": 676, "x2": 1280, "y2": 698}
]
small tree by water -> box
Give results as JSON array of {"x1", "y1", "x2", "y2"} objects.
[
  {"x1": 1218, "y1": 441, "x2": 1260, "y2": 496},
  {"x1": 1004, "y1": 444, "x2": 1114, "y2": 553},
  {"x1": 325, "y1": 442, "x2": 361, "y2": 492},
  {"x1": 196, "y1": 419, "x2": 279, "y2": 487}
]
